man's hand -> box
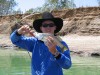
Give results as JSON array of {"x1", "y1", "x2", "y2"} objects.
[
  {"x1": 17, "y1": 25, "x2": 32, "y2": 35},
  {"x1": 45, "y1": 36, "x2": 58, "y2": 55}
]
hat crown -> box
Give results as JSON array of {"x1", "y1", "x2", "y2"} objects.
[{"x1": 42, "y1": 12, "x2": 54, "y2": 19}]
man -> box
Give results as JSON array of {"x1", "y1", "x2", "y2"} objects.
[{"x1": 10, "y1": 12, "x2": 72, "y2": 75}]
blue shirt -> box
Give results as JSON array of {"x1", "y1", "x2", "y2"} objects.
[{"x1": 10, "y1": 30, "x2": 72, "y2": 75}]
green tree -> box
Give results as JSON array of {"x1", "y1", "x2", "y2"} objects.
[
  {"x1": 25, "y1": 8, "x2": 34, "y2": 14},
  {"x1": 12, "y1": 9, "x2": 22, "y2": 14},
  {"x1": 43, "y1": 0, "x2": 76, "y2": 11},
  {"x1": 97, "y1": 0, "x2": 100, "y2": 6},
  {"x1": 25, "y1": 0, "x2": 76, "y2": 14},
  {"x1": 0, "y1": 0, "x2": 17, "y2": 15}
]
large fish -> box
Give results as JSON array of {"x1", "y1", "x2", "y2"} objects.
[{"x1": 30, "y1": 32, "x2": 68, "y2": 52}]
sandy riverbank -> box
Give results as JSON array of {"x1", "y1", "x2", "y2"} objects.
[{"x1": 0, "y1": 34, "x2": 100, "y2": 56}]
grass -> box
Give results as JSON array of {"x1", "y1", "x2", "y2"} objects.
[{"x1": 0, "y1": 48, "x2": 100, "y2": 75}]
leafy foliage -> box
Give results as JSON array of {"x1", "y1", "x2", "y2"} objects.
[
  {"x1": 43, "y1": 0, "x2": 76, "y2": 11},
  {"x1": 0, "y1": 0, "x2": 17, "y2": 15},
  {"x1": 24, "y1": 0, "x2": 76, "y2": 13},
  {"x1": 97, "y1": 0, "x2": 100, "y2": 6}
]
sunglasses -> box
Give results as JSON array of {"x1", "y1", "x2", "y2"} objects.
[{"x1": 42, "y1": 23, "x2": 55, "y2": 27}]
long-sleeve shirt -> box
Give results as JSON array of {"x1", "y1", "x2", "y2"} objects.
[{"x1": 10, "y1": 30, "x2": 72, "y2": 75}]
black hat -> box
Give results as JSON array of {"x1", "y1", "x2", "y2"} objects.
[{"x1": 33, "y1": 12, "x2": 63, "y2": 33}]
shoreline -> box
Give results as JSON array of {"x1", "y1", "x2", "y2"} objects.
[{"x1": 0, "y1": 34, "x2": 100, "y2": 56}]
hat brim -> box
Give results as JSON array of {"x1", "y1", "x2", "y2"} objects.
[{"x1": 33, "y1": 18, "x2": 63, "y2": 33}]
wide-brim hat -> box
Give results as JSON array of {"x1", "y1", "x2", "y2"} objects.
[{"x1": 33, "y1": 12, "x2": 63, "y2": 33}]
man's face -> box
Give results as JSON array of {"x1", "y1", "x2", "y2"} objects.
[{"x1": 40, "y1": 20, "x2": 56, "y2": 34}]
